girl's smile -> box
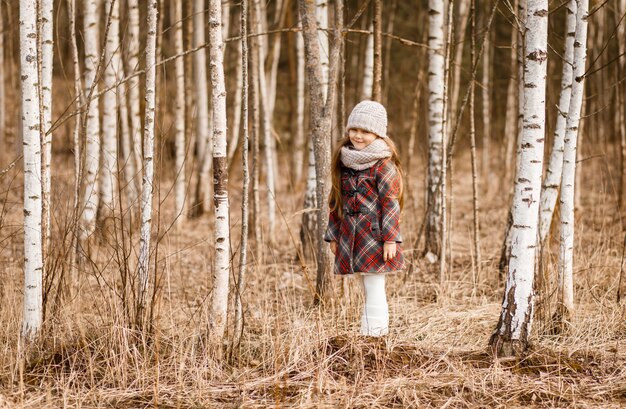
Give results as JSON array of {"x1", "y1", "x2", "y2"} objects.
[{"x1": 348, "y1": 128, "x2": 377, "y2": 150}]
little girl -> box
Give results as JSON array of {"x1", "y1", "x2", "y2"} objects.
[{"x1": 324, "y1": 100, "x2": 405, "y2": 337}]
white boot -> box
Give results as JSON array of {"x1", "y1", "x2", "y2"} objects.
[{"x1": 360, "y1": 274, "x2": 389, "y2": 336}]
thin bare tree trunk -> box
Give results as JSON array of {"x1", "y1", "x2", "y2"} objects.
[
  {"x1": 138, "y1": 0, "x2": 158, "y2": 327},
  {"x1": 100, "y1": 0, "x2": 120, "y2": 221},
  {"x1": 252, "y1": 0, "x2": 276, "y2": 243},
  {"x1": 469, "y1": 0, "x2": 481, "y2": 282},
  {"x1": 227, "y1": 40, "x2": 243, "y2": 163},
  {"x1": 21, "y1": 0, "x2": 44, "y2": 340},
  {"x1": 191, "y1": 0, "x2": 212, "y2": 217},
  {"x1": 293, "y1": 24, "x2": 306, "y2": 183},
  {"x1": 618, "y1": 0, "x2": 626, "y2": 209},
  {"x1": 372, "y1": 0, "x2": 382, "y2": 102},
  {"x1": 490, "y1": 0, "x2": 547, "y2": 357},
  {"x1": 440, "y1": 0, "x2": 453, "y2": 285},
  {"x1": 361, "y1": 23, "x2": 373, "y2": 100},
  {"x1": 250, "y1": 17, "x2": 262, "y2": 262},
  {"x1": 40, "y1": 0, "x2": 53, "y2": 262},
  {"x1": 233, "y1": 0, "x2": 249, "y2": 350},
  {"x1": 126, "y1": 0, "x2": 142, "y2": 194},
  {"x1": 208, "y1": 0, "x2": 231, "y2": 341},
  {"x1": 81, "y1": 0, "x2": 102, "y2": 239},
  {"x1": 556, "y1": 0, "x2": 588, "y2": 327},
  {"x1": 172, "y1": 0, "x2": 187, "y2": 220},
  {"x1": 480, "y1": 13, "x2": 491, "y2": 182},
  {"x1": 67, "y1": 0, "x2": 83, "y2": 292}
]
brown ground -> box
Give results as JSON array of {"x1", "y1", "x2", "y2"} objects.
[{"x1": 1, "y1": 144, "x2": 625, "y2": 408}]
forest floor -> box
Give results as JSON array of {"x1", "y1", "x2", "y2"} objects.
[{"x1": 1, "y1": 147, "x2": 626, "y2": 408}]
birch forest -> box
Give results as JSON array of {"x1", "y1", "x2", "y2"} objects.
[{"x1": 2, "y1": 0, "x2": 626, "y2": 406}]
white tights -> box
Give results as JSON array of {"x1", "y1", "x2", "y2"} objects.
[{"x1": 360, "y1": 273, "x2": 389, "y2": 336}]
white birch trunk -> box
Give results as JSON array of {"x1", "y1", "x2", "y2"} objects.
[
  {"x1": 67, "y1": 0, "x2": 82, "y2": 293},
  {"x1": 192, "y1": 0, "x2": 213, "y2": 216},
  {"x1": 293, "y1": 26, "x2": 306, "y2": 183},
  {"x1": 81, "y1": 0, "x2": 101, "y2": 238},
  {"x1": 41, "y1": 0, "x2": 53, "y2": 254},
  {"x1": 253, "y1": 0, "x2": 276, "y2": 242},
  {"x1": 118, "y1": 70, "x2": 136, "y2": 205},
  {"x1": 208, "y1": 0, "x2": 230, "y2": 340},
  {"x1": 227, "y1": 37, "x2": 243, "y2": 162},
  {"x1": 361, "y1": 23, "x2": 374, "y2": 100},
  {"x1": 538, "y1": 0, "x2": 576, "y2": 244},
  {"x1": 558, "y1": 0, "x2": 588, "y2": 320},
  {"x1": 267, "y1": 0, "x2": 287, "y2": 117},
  {"x1": 194, "y1": 0, "x2": 210, "y2": 162},
  {"x1": 233, "y1": 0, "x2": 250, "y2": 348},
  {"x1": 425, "y1": 0, "x2": 445, "y2": 258},
  {"x1": 127, "y1": 0, "x2": 142, "y2": 191},
  {"x1": 316, "y1": 0, "x2": 329, "y2": 100},
  {"x1": 490, "y1": 0, "x2": 548, "y2": 355},
  {"x1": 138, "y1": 0, "x2": 158, "y2": 321},
  {"x1": 173, "y1": 0, "x2": 187, "y2": 219},
  {"x1": 100, "y1": 0, "x2": 120, "y2": 217},
  {"x1": 20, "y1": 0, "x2": 43, "y2": 340}
]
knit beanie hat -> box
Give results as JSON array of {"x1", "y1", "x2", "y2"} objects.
[{"x1": 346, "y1": 100, "x2": 388, "y2": 138}]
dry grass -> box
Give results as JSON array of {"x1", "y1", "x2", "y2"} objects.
[{"x1": 1, "y1": 146, "x2": 626, "y2": 409}]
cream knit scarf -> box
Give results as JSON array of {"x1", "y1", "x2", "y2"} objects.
[{"x1": 340, "y1": 138, "x2": 391, "y2": 171}]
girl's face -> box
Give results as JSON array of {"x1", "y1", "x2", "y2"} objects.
[{"x1": 348, "y1": 128, "x2": 378, "y2": 150}]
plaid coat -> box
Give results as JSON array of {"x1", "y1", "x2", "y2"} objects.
[{"x1": 324, "y1": 159, "x2": 405, "y2": 275}]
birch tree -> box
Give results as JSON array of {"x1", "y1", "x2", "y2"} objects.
[
  {"x1": 81, "y1": 0, "x2": 101, "y2": 238},
  {"x1": 191, "y1": 0, "x2": 212, "y2": 217},
  {"x1": 172, "y1": 0, "x2": 187, "y2": 220},
  {"x1": 233, "y1": 0, "x2": 250, "y2": 350},
  {"x1": 538, "y1": 0, "x2": 576, "y2": 244},
  {"x1": 126, "y1": 0, "x2": 142, "y2": 194},
  {"x1": 40, "y1": 0, "x2": 53, "y2": 256},
  {"x1": 362, "y1": 23, "x2": 374, "y2": 100},
  {"x1": 298, "y1": 0, "x2": 342, "y2": 303},
  {"x1": 207, "y1": 0, "x2": 231, "y2": 341},
  {"x1": 425, "y1": 0, "x2": 446, "y2": 259},
  {"x1": 490, "y1": 0, "x2": 548, "y2": 356},
  {"x1": 138, "y1": 0, "x2": 158, "y2": 325},
  {"x1": 300, "y1": 0, "x2": 330, "y2": 258},
  {"x1": 252, "y1": 0, "x2": 276, "y2": 243},
  {"x1": 292, "y1": 26, "x2": 306, "y2": 183},
  {"x1": 100, "y1": 0, "x2": 121, "y2": 219},
  {"x1": 557, "y1": 0, "x2": 588, "y2": 324},
  {"x1": 21, "y1": 0, "x2": 43, "y2": 340}
]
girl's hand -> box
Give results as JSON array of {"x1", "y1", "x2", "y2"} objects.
[
  {"x1": 330, "y1": 241, "x2": 337, "y2": 255},
  {"x1": 383, "y1": 242, "x2": 396, "y2": 261}
]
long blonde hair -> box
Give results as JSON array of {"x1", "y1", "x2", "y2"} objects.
[{"x1": 328, "y1": 136, "x2": 404, "y2": 219}]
